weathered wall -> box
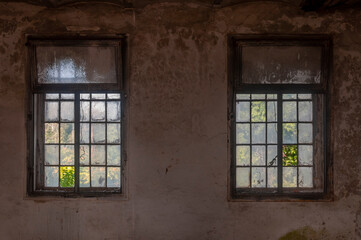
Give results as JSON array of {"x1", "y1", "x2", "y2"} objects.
[{"x1": 0, "y1": 1, "x2": 360, "y2": 239}]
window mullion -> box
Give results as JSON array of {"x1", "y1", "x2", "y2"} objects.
[
  {"x1": 277, "y1": 93, "x2": 283, "y2": 192},
  {"x1": 74, "y1": 93, "x2": 80, "y2": 193}
]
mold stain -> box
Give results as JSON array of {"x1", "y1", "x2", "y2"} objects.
[{"x1": 279, "y1": 227, "x2": 328, "y2": 240}]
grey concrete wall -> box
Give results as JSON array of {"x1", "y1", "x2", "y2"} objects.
[{"x1": 0, "y1": 1, "x2": 360, "y2": 239}]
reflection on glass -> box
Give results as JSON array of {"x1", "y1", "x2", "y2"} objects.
[
  {"x1": 252, "y1": 123, "x2": 265, "y2": 143},
  {"x1": 107, "y1": 94, "x2": 121, "y2": 99},
  {"x1": 45, "y1": 166, "x2": 59, "y2": 187},
  {"x1": 107, "y1": 167, "x2": 121, "y2": 187},
  {"x1": 45, "y1": 123, "x2": 59, "y2": 143},
  {"x1": 60, "y1": 123, "x2": 74, "y2": 143},
  {"x1": 107, "y1": 145, "x2": 121, "y2": 166},
  {"x1": 236, "y1": 124, "x2": 250, "y2": 144},
  {"x1": 107, "y1": 124, "x2": 121, "y2": 144},
  {"x1": 80, "y1": 167, "x2": 90, "y2": 187},
  {"x1": 46, "y1": 94, "x2": 59, "y2": 99},
  {"x1": 283, "y1": 123, "x2": 297, "y2": 144},
  {"x1": 60, "y1": 145, "x2": 74, "y2": 165},
  {"x1": 252, "y1": 146, "x2": 265, "y2": 166},
  {"x1": 91, "y1": 102, "x2": 105, "y2": 122},
  {"x1": 236, "y1": 146, "x2": 250, "y2": 166},
  {"x1": 80, "y1": 102, "x2": 90, "y2": 122},
  {"x1": 236, "y1": 102, "x2": 250, "y2": 122},
  {"x1": 251, "y1": 101, "x2": 266, "y2": 122},
  {"x1": 107, "y1": 101, "x2": 121, "y2": 122},
  {"x1": 283, "y1": 102, "x2": 297, "y2": 122},
  {"x1": 60, "y1": 102, "x2": 74, "y2": 122}
]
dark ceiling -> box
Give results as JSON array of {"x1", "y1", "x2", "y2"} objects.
[{"x1": 0, "y1": 0, "x2": 360, "y2": 11}]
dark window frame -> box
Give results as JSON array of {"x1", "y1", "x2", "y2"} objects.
[
  {"x1": 228, "y1": 34, "x2": 333, "y2": 201},
  {"x1": 26, "y1": 35, "x2": 127, "y2": 198}
]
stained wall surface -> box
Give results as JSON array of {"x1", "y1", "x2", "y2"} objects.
[{"x1": 0, "y1": 1, "x2": 361, "y2": 239}]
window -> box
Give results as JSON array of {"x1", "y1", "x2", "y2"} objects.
[
  {"x1": 27, "y1": 36, "x2": 126, "y2": 196},
  {"x1": 229, "y1": 35, "x2": 332, "y2": 200}
]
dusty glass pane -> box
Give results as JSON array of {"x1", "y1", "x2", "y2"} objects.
[
  {"x1": 107, "y1": 101, "x2": 121, "y2": 122},
  {"x1": 267, "y1": 145, "x2": 277, "y2": 166},
  {"x1": 283, "y1": 145, "x2": 297, "y2": 166},
  {"x1": 60, "y1": 166, "x2": 75, "y2": 187},
  {"x1": 236, "y1": 124, "x2": 250, "y2": 144},
  {"x1": 45, "y1": 166, "x2": 59, "y2": 187},
  {"x1": 283, "y1": 94, "x2": 297, "y2": 99},
  {"x1": 299, "y1": 123, "x2": 313, "y2": 143},
  {"x1": 60, "y1": 102, "x2": 74, "y2": 122},
  {"x1": 36, "y1": 46, "x2": 117, "y2": 84},
  {"x1": 242, "y1": 46, "x2": 322, "y2": 84},
  {"x1": 60, "y1": 123, "x2": 74, "y2": 143},
  {"x1": 251, "y1": 94, "x2": 265, "y2": 99},
  {"x1": 107, "y1": 167, "x2": 121, "y2": 187},
  {"x1": 236, "y1": 168, "x2": 250, "y2": 188},
  {"x1": 60, "y1": 145, "x2": 74, "y2": 165},
  {"x1": 251, "y1": 101, "x2": 266, "y2": 122},
  {"x1": 283, "y1": 102, "x2": 297, "y2": 122},
  {"x1": 267, "y1": 94, "x2": 277, "y2": 99},
  {"x1": 298, "y1": 94, "x2": 312, "y2": 99},
  {"x1": 91, "y1": 145, "x2": 105, "y2": 165},
  {"x1": 91, "y1": 123, "x2": 105, "y2": 143},
  {"x1": 80, "y1": 101, "x2": 90, "y2": 122},
  {"x1": 236, "y1": 102, "x2": 250, "y2": 122},
  {"x1": 61, "y1": 94, "x2": 74, "y2": 99},
  {"x1": 283, "y1": 123, "x2": 297, "y2": 144},
  {"x1": 236, "y1": 146, "x2": 250, "y2": 166},
  {"x1": 45, "y1": 145, "x2": 59, "y2": 165},
  {"x1": 299, "y1": 145, "x2": 313, "y2": 166},
  {"x1": 80, "y1": 123, "x2": 89, "y2": 143},
  {"x1": 45, "y1": 102, "x2": 59, "y2": 122},
  {"x1": 267, "y1": 167, "x2": 277, "y2": 188},
  {"x1": 283, "y1": 167, "x2": 297, "y2": 187},
  {"x1": 91, "y1": 167, "x2": 106, "y2": 187},
  {"x1": 252, "y1": 146, "x2": 265, "y2": 166},
  {"x1": 299, "y1": 101, "x2": 313, "y2": 122},
  {"x1": 80, "y1": 167, "x2": 90, "y2": 187},
  {"x1": 92, "y1": 94, "x2": 106, "y2": 99},
  {"x1": 236, "y1": 94, "x2": 250, "y2": 100},
  {"x1": 46, "y1": 94, "x2": 59, "y2": 99},
  {"x1": 299, "y1": 167, "x2": 313, "y2": 187},
  {"x1": 252, "y1": 123, "x2": 265, "y2": 144},
  {"x1": 80, "y1": 93, "x2": 90, "y2": 100},
  {"x1": 91, "y1": 101, "x2": 105, "y2": 122},
  {"x1": 107, "y1": 123, "x2": 121, "y2": 144},
  {"x1": 107, "y1": 145, "x2": 121, "y2": 166},
  {"x1": 80, "y1": 145, "x2": 89, "y2": 165},
  {"x1": 45, "y1": 123, "x2": 59, "y2": 143},
  {"x1": 267, "y1": 101, "x2": 277, "y2": 122},
  {"x1": 252, "y1": 167, "x2": 266, "y2": 188},
  {"x1": 107, "y1": 94, "x2": 121, "y2": 99},
  {"x1": 267, "y1": 123, "x2": 277, "y2": 144}
]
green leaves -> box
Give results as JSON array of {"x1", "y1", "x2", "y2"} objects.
[{"x1": 282, "y1": 145, "x2": 297, "y2": 166}]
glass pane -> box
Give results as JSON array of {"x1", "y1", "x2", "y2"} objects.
[
  {"x1": 299, "y1": 101, "x2": 313, "y2": 122},
  {"x1": 60, "y1": 102, "x2": 74, "y2": 122},
  {"x1": 267, "y1": 123, "x2": 277, "y2": 144},
  {"x1": 91, "y1": 167, "x2": 106, "y2": 187},
  {"x1": 236, "y1": 94, "x2": 250, "y2": 100},
  {"x1": 242, "y1": 46, "x2": 322, "y2": 84},
  {"x1": 80, "y1": 167, "x2": 90, "y2": 187},
  {"x1": 251, "y1": 94, "x2": 265, "y2": 99},
  {"x1": 46, "y1": 94, "x2": 59, "y2": 99},
  {"x1": 91, "y1": 123, "x2": 105, "y2": 143},
  {"x1": 236, "y1": 102, "x2": 250, "y2": 122},
  {"x1": 107, "y1": 94, "x2": 121, "y2": 99},
  {"x1": 92, "y1": 94, "x2": 106, "y2": 99},
  {"x1": 107, "y1": 101, "x2": 121, "y2": 122},
  {"x1": 267, "y1": 145, "x2": 277, "y2": 166},
  {"x1": 283, "y1": 102, "x2": 297, "y2": 122},
  {"x1": 299, "y1": 167, "x2": 313, "y2": 187},
  {"x1": 60, "y1": 123, "x2": 74, "y2": 143},
  {"x1": 236, "y1": 168, "x2": 250, "y2": 188},
  {"x1": 107, "y1": 167, "x2": 121, "y2": 187},
  {"x1": 45, "y1": 102, "x2": 59, "y2": 121},
  {"x1": 283, "y1": 123, "x2": 297, "y2": 144},
  {"x1": 283, "y1": 145, "x2": 297, "y2": 166},
  {"x1": 267, "y1": 101, "x2": 277, "y2": 122},
  {"x1": 61, "y1": 94, "x2": 74, "y2": 99},
  {"x1": 252, "y1": 146, "x2": 265, "y2": 166},
  {"x1": 236, "y1": 146, "x2": 250, "y2": 166},
  {"x1": 236, "y1": 124, "x2": 250, "y2": 144},
  {"x1": 251, "y1": 101, "x2": 266, "y2": 122},
  {"x1": 267, "y1": 167, "x2": 277, "y2": 188},
  {"x1": 299, "y1": 145, "x2": 313, "y2": 166},
  {"x1": 107, "y1": 145, "x2": 121, "y2": 166},
  {"x1": 283, "y1": 167, "x2": 297, "y2": 187},
  {"x1": 80, "y1": 93, "x2": 90, "y2": 100},
  {"x1": 91, "y1": 145, "x2": 105, "y2": 165},
  {"x1": 45, "y1": 123, "x2": 59, "y2": 143},
  {"x1": 298, "y1": 94, "x2": 312, "y2": 99},
  {"x1": 60, "y1": 145, "x2": 74, "y2": 165},
  {"x1": 60, "y1": 166, "x2": 75, "y2": 187},
  {"x1": 80, "y1": 145, "x2": 89, "y2": 165},
  {"x1": 252, "y1": 167, "x2": 266, "y2": 188},
  {"x1": 80, "y1": 102, "x2": 90, "y2": 122},
  {"x1": 299, "y1": 123, "x2": 313, "y2": 143},
  {"x1": 283, "y1": 94, "x2": 297, "y2": 99},
  {"x1": 36, "y1": 46, "x2": 117, "y2": 84},
  {"x1": 45, "y1": 167, "x2": 59, "y2": 187},
  {"x1": 45, "y1": 145, "x2": 59, "y2": 165},
  {"x1": 91, "y1": 102, "x2": 105, "y2": 122},
  {"x1": 252, "y1": 123, "x2": 265, "y2": 144},
  {"x1": 80, "y1": 123, "x2": 89, "y2": 143},
  {"x1": 267, "y1": 94, "x2": 277, "y2": 99},
  {"x1": 107, "y1": 123, "x2": 121, "y2": 144}
]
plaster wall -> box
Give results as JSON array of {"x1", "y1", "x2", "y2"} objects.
[{"x1": 0, "y1": 1, "x2": 360, "y2": 239}]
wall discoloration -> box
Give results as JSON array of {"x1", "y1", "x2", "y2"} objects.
[{"x1": 0, "y1": 1, "x2": 360, "y2": 239}]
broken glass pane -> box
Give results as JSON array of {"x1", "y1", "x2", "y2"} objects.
[
  {"x1": 267, "y1": 101, "x2": 277, "y2": 122},
  {"x1": 267, "y1": 145, "x2": 277, "y2": 166}
]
